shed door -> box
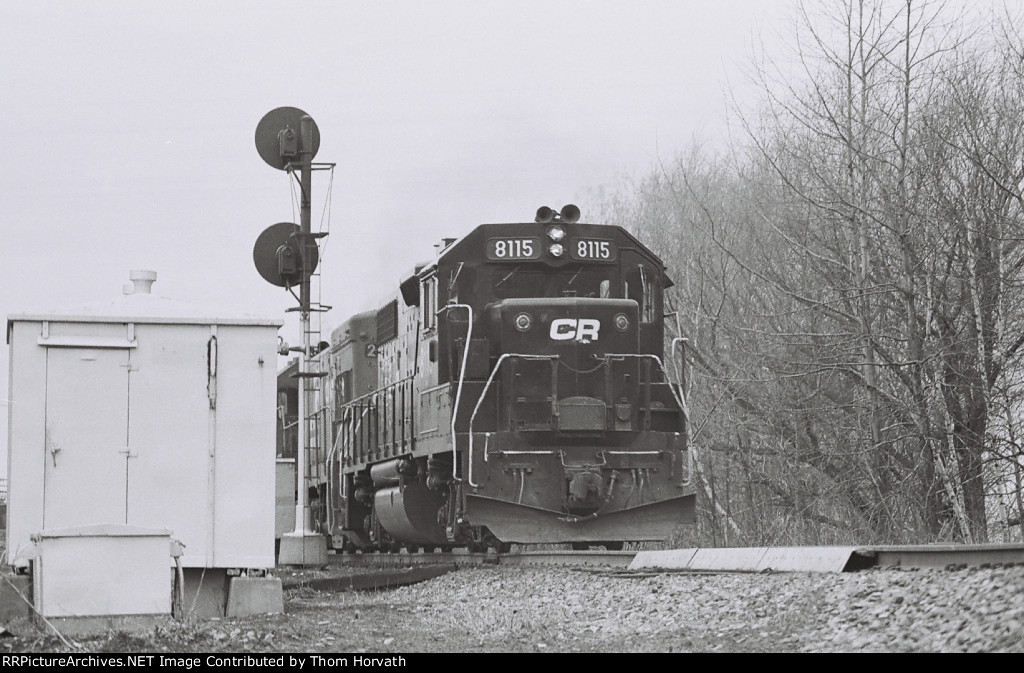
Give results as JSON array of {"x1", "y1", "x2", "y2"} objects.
[
  {"x1": 43, "y1": 348, "x2": 130, "y2": 528},
  {"x1": 126, "y1": 327, "x2": 211, "y2": 558}
]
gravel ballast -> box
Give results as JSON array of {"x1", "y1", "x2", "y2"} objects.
[
  {"x1": 345, "y1": 565, "x2": 1024, "y2": 652},
  {"x1": 5, "y1": 564, "x2": 1023, "y2": 653}
]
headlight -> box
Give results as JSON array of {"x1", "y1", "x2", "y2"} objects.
[
  {"x1": 546, "y1": 225, "x2": 566, "y2": 242},
  {"x1": 548, "y1": 243, "x2": 565, "y2": 258},
  {"x1": 514, "y1": 312, "x2": 533, "y2": 331},
  {"x1": 614, "y1": 313, "x2": 630, "y2": 331}
]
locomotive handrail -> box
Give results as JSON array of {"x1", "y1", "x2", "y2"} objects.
[
  {"x1": 600, "y1": 353, "x2": 686, "y2": 412},
  {"x1": 671, "y1": 335, "x2": 688, "y2": 389},
  {"x1": 335, "y1": 376, "x2": 414, "y2": 466},
  {"x1": 324, "y1": 408, "x2": 347, "y2": 533},
  {"x1": 338, "y1": 375, "x2": 415, "y2": 409},
  {"x1": 466, "y1": 352, "x2": 688, "y2": 489},
  {"x1": 671, "y1": 337, "x2": 689, "y2": 406},
  {"x1": 439, "y1": 303, "x2": 473, "y2": 482},
  {"x1": 601, "y1": 353, "x2": 690, "y2": 486},
  {"x1": 325, "y1": 404, "x2": 370, "y2": 533},
  {"x1": 668, "y1": 338, "x2": 692, "y2": 488},
  {"x1": 467, "y1": 352, "x2": 560, "y2": 488}
]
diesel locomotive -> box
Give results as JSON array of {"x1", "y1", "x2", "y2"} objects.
[{"x1": 283, "y1": 205, "x2": 695, "y2": 552}]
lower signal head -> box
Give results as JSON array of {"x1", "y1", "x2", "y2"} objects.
[{"x1": 253, "y1": 222, "x2": 319, "y2": 287}]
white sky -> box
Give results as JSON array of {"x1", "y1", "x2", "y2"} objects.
[{"x1": 0, "y1": 0, "x2": 791, "y2": 477}]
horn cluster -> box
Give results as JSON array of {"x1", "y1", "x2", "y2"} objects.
[{"x1": 535, "y1": 204, "x2": 581, "y2": 224}]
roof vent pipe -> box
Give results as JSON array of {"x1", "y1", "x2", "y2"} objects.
[{"x1": 125, "y1": 270, "x2": 157, "y2": 295}]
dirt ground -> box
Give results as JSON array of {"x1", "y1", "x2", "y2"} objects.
[{"x1": 2, "y1": 565, "x2": 704, "y2": 654}]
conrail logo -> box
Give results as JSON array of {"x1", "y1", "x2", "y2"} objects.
[{"x1": 550, "y1": 318, "x2": 600, "y2": 344}]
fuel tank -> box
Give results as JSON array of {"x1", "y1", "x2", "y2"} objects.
[{"x1": 373, "y1": 482, "x2": 448, "y2": 545}]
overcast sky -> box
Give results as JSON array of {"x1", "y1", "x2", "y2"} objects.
[{"x1": 0, "y1": 0, "x2": 793, "y2": 476}]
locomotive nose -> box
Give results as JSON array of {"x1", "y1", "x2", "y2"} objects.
[{"x1": 484, "y1": 297, "x2": 641, "y2": 432}]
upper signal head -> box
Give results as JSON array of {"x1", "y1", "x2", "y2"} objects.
[{"x1": 255, "y1": 107, "x2": 320, "y2": 170}]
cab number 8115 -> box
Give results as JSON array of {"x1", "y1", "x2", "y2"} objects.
[
  {"x1": 486, "y1": 237, "x2": 542, "y2": 260},
  {"x1": 571, "y1": 239, "x2": 616, "y2": 260}
]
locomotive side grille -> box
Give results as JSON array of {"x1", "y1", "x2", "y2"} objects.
[{"x1": 375, "y1": 299, "x2": 398, "y2": 345}]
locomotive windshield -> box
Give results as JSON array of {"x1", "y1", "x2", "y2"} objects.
[{"x1": 491, "y1": 265, "x2": 613, "y2": 300}]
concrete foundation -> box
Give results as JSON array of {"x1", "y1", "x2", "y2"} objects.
[
  {"x1": 225, "y1": 576, "x2": 284, "y2": 617},
  {"x1": 180, "y1": 568, "x2": 229, "y2": 619},
  {"x1": 277, "y1": 532, "x2": 328, "y2": 567}
]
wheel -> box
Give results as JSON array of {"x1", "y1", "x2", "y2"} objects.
[
  {"x1": 493, "y1": 541, "x2": 512, "y2": 554},
  {"x1": 422, "y1": 545, "x2": 437, "y2": 553},
  {"x1": 603, "y1": 542, "x2": 624, "y2": 551},
  {"x1": 571, "y1": 542, "x2": 590, "y2": 551},
  {"x1": 405, "y1": 544, "x2": 420, "y2": 554}
]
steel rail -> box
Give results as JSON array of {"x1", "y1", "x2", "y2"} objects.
[{"x1": 313, "y1": 543, "x2": 1024, "y2": 576}]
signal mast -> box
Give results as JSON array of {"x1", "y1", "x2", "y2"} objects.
[{"x1": 253, "y1": 107, "x2": 331, "y2": 566}]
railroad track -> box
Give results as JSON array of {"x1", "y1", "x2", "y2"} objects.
[
  {"x1": 320, "y1": 548, "x2": 634, "y2": 569},
  {"x1": 280, "y1": 542, "x2": 1024, "y2": 589}
]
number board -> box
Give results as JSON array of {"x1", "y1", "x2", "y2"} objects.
[
  {"x1": 486, "y1": 237, "x2": 542, "y2": 261},
  {"x1": 570, "y1": 239, "x2": 618, "y2": 261}
]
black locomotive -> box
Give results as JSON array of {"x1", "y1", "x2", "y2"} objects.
[{"x1": 282, "y1": 205, "x2": 695, "y2": 552}]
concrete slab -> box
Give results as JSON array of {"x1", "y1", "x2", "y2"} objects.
[
  {"x1": 629, "y1": 546, "x2": 867, "y2": 573},
  {"x1": 225, "y1": 577, "x2": 284, "y2": 617},
  {"x1": 628, "y1": 548, "x2": 698, "y2": 570},
  {"x1": 691, "y1": 547, "x2": 769, "y2": 571},
  {"x1": 758, "y1": 546, "x2": 862, "y2": 572}
]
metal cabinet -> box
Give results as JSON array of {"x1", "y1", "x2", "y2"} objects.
[{"x1": 6, "y1": 272, "x2": 283, "y2": 571}]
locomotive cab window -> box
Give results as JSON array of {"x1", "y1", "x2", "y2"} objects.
[
  {"x1": 626, "y1": 265, "x2": 658, "y2": 323},
  {"x1": 334, "y1": 369, "x2": 352, "y2": 407},
  {"x1": 448, "y1": 262, "x2": 464, "y2": 305},
  {"x1": 422, "y1": 274, "x2": 438, "y2": 331},
  {"x1": 639, "y1": 265, "x2": 656, "y2": 323}
]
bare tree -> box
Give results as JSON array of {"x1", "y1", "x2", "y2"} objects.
[{"x1": 599, "y1": 0, "x2": 1024, "y2": 544}]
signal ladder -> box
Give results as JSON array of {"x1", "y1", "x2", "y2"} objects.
[{"x1": 298, "y1": 261, "x2": 332, "y2": 532}]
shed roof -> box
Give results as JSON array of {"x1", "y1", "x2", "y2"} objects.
[
  {"x1": 8, "y1": 291, "x2": 283, "y2": 327},
  {"x1": 7, "y1": 271, "x2": 283, "y2": 331}
]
